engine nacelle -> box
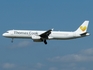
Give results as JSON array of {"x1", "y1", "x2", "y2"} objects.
[
  {"x1": 32, "y1": 35, "x2": 41, "y2": 40},
  {"x1": 33, "y1": 39, "x2": 43, "y2": 42},
  {"x1": 32, "y1": 35, "x2": 42, "y2": 42}
]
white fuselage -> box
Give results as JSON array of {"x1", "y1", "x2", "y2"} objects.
[
  {"x1": 2, "y1": 20, "x2": 90, "y2": 44},
  {"x1": 2, "y1": 30, "x2": 87, "y2": 40}
]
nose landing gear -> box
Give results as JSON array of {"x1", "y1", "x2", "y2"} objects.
[{"x1": 11, "y1": 38, "x2": 13, "y2": 43}]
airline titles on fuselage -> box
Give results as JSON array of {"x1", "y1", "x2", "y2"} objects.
[{"x1": 14, "y1": 31, "x2": 38, "y2": 35}]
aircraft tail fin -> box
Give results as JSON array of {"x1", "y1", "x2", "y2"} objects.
[{"x1": 75, "y1": 20, "x2": 89, "y2": 33}]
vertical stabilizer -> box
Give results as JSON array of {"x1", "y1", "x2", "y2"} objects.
[{"x1": 75, "y1": 20, "x2": 89, "y2": 33}]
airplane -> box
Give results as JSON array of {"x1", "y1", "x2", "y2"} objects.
[{"x1": 2, "y1": 20, "x2": 90, "y2": 45}]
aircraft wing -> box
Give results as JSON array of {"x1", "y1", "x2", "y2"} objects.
[
  {"x1": 39, "y1": 29, "x2": 53, "y2": 44},
  {"x1": 40, "y1": 29, "x2": 53, "y2": 39}
]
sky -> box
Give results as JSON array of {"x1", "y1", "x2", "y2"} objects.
[{"x1": 0, "y1": 0, "x2": 93, "y2": 70}]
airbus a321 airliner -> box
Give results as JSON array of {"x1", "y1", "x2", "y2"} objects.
[{"x1": 2, "y1": 21, "x2": 90, "y2": 44}]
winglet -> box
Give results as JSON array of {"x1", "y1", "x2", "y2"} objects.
[
  {"x1": 51, "y1": 28, "x2": 54, "y2": 31},
  {"x1": 75, "y1": 20, "x2": 89, "y2": 33}
]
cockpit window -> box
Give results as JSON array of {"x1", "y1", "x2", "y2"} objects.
[{"x1": 6, "y1": 31, "x2": 9, "y2": 33}]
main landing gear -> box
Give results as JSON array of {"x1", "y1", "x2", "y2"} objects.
[
  {"x1": 41, "y1": 39, "x2": 47, "y2": 45},
  {"x1": 44, "y1": 40, "x2": 47, "y2": 45}
]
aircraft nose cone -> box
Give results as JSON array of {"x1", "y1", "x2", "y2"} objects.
[{"x1": 2, "y1": 33, "x2": 6, "y2": 37}]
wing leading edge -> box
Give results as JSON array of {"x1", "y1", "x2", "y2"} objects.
[{"x1": 39, "y1": 29, "x2": 53, "y2": 44}]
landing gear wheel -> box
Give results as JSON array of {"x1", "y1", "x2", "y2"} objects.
[
  {"x1": 44, "y1": 40, "x2": 47, "y2": 45},
  {"x1": 11, "y1": 38, "x2": 13, "y2": 43}
]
